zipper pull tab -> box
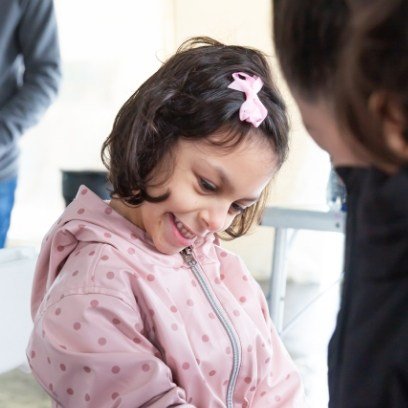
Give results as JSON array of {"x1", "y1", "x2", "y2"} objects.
[{"x1": 181, "y1": 247, "x2": 197, "y2": 266}]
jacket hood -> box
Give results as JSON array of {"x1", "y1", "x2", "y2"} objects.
[{"x1": 31, "y1": 185, "x2": 217, "y2": 319}]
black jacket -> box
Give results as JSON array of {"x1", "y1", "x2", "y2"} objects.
[{"x1": 328, "y1": 166, "x2": 408, "y2": 407}]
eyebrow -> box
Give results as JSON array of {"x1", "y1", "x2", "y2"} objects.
[{"x1": 212, "y1": 164, "x2": 260, "y2": 203}]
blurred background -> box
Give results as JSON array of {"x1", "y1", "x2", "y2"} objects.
[{"x1": 1, "y1": 1, "x2": 344, "y2": 407}]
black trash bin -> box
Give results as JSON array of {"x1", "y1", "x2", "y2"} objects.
[{"x1": 61, "y1": 170, "x2": 111, "y2": 207}]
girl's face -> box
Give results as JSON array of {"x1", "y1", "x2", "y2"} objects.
[{"x1": 112, "y1": 131, "x2": 278, "y2": 255}]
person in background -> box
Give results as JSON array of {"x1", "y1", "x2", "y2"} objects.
[
  {"x1": 27, "y1": 37, "x2": 305, "y2": 407},
  {"x1": 273, "y1": 0, "x2": 408, "y2": 406},
  {"x1": 0, "y1": 0, "x2": 61, "y2": 248},
  {"x1": 332, "y1": 0, "x2": 408, "y2": 405}
]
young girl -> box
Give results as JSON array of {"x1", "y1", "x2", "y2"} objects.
[
  {"x1": 273, "y1": 0, "x2": 408, "y2": 406},
  {"x1": 27, "y1": 37, "x2": 305, "y2": 407}
]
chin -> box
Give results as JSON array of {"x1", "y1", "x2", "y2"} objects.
[{"x1": 154, "y1": 240, "x2": 184, "y2": 256}]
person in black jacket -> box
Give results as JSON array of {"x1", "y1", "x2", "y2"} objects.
[
  {"x1": 0, "y1": 0, "x2": 61, "y2": 247},
  {"x1": 272, "y1": 0, "x2": 408, "y2": 406}
]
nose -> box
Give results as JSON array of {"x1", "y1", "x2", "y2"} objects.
[{"x1": 199, "y1": 205, "x2": 231, "y2": 233}]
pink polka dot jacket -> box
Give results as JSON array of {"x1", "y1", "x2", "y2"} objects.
[{"x1": 27, "y1": 186, "x2": 306, "y2": 407}]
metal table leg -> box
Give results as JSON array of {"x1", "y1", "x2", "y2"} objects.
[{"x1": 267, "y1": 227, "x2": 288, "y2": 334}]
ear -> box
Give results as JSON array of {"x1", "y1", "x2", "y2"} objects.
[{"x1": 369, "y1": 92, "x2": 408, "y2": 161}]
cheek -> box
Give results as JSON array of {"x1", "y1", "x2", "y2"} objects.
[{"x1": 165, "y1": 188, "x2": 201, "y2": 213}]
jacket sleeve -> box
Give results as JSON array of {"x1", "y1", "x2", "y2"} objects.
[
  {"x1": 0, "y1": 0, "x2": 61, "y2": 146},
  {"x1": 27, "y1": 292, "x2": 194, "y2": 407},
  {"x1": 253, "y1": 283, "x2": 307, "y2": 407}
]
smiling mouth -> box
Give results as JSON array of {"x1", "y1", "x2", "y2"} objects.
[{"x1": 173, "y1": 215, "x2": 196, "y2": 240}]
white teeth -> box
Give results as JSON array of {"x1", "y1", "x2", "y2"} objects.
[{"x1": 174, "y1": 218, "x2": 195, "y2": 239}]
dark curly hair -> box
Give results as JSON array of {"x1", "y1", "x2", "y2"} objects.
[
  {"x1": 335, "y1": 0, "x2": 408, "y2": 166},
  {"x1": 273, "y1": 0, "x2": 349, "y2": 100},
  {"x1": 101, "y1": 36, "x2": 289, "y2": 239}
]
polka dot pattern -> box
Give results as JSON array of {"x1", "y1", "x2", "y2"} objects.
[
  {"x1": 27, "y1": 195, "x2": 304, "y2": 407},
  {"x1": 98, "y1": 337, "x2": 107, "y2": 346},
  {"x1": 111, "y1": 365, "x2": 120, "y2": 374},
  {"x1": 90, "y1": 300, "x2": 99, "y2": 308}
]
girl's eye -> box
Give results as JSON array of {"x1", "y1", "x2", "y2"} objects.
[
  {"x1": 199, "y1": 178, "x2": 217, "y2": 192},
  {"x1": 230, "y1": 202, "x2": 245, "y2": 214}
]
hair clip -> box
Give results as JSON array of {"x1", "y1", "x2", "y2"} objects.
[{"x1": 228, "y1": 72, "x2": 268, "y2": 128}]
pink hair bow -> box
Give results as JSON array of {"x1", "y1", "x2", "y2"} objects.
[{"x1": 228, "y1": 72, "x2": 268, "y2": 128}]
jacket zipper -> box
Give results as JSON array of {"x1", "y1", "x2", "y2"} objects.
[{"x1": 181, "y1": 247, "x2": 241, "y2": 408}]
